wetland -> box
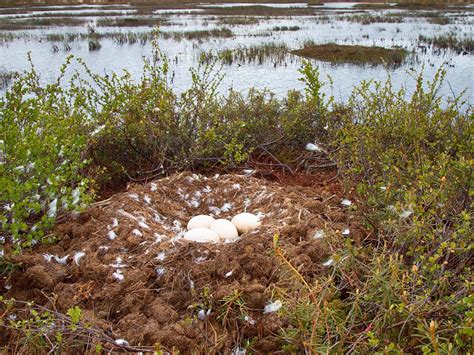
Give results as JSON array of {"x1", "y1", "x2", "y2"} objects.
[{"x1": 0, "y1": 1, "x2": 473, "y2": 101}]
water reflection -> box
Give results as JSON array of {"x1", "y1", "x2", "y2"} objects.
[{"x1": 0, "y1": 2, "x2": 472, "y2": 105}]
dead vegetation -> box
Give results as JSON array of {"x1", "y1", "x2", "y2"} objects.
[
  {"x1": 1, "y1": 170, "x2": 357, "y2": 352},
  {"x1": 292, "y1": 43, "x2": 409, "y2": 67}
]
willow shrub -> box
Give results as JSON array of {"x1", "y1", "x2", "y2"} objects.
[
  {"x1": 88, "y1": 54, "x2": 327, "y2": 181},
  {"x1": 0, "y1": 56, "x2": 93, "y2": 252},
  {"x1": 280, "y1": 64, "x2": 473, "y2": 353}
]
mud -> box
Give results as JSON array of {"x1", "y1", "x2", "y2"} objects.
[{"x1": 1, "y1": 170, "x2": 360, "y2": 352}]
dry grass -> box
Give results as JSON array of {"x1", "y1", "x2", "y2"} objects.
[{"x1": 291, "y1": 43, "x2": 409, "y2": 67}]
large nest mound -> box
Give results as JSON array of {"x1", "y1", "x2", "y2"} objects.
[{"x1": 2, "y1": 171, "x2": 361, "y2": 352}]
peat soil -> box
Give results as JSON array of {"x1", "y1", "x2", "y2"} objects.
[{"x1": 1, "y1": 169, "x2": 363, "y2": 352}]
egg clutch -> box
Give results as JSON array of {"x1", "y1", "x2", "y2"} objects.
[{"x1": 183, "y1": 213, "x2": 261, "y2": 243}]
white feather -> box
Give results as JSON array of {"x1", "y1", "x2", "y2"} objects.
[
  {"x1": 47, "y1": 198, "x2": 58, "y2": 218},
  {"x1": 54, "y1": 255, "x2": 69, "y2": 264},
  {"x1": 132, "y1": 229, "x2": 143, "y2": 237},
  {"x1": 221, "y1": 203, "x2": 232, "y2": 212},
  {"x1": 399, "y1": 209, "x2": 413, "y2": 219},
  {"x1": 198, "y1": 308, "x2": 211, "y2": 320},
  {"x1": 341, "y1": 199, "x2": 352, "y2": 207},
  {"x1": 73, "y1": 251, "x2": 86, "y2": 265},
  {"x1": 314, "y1": 230, "x2": 325, "y2": 239},
  {"x1": 305, "y1": 143, "x2": 322, "y2": 152},
  {"x1": 107, "y1": 230, "x2": 117, "y2": 240},
  {"x1": 208, "y1": 206, "x2": 221, "y2": 216},
  {"x1": 263, "y1": 300, "x2": 282, "y2": 313},
  {"x1": 115, "y1": 338, "x2": 129, "y2": 346},
  {"x1": 43, "y1": 254, "x2": 54, "y2": 262},
  {"x1": 72, "y1": 188, "x2": 81, "y2": 205},
  {"x1": 138, "y1": 221, "x2": 150, "y2": 230},
  {"x1": 117, "y1": 209, "x2": 138, "y2": 221},
  {"x1": 128, "y1": 193, "x2": 139, "y2": 201},
  {"x1": 111, "y1": 218, "x2": 119, "y2": 228},
  {"x1": 112, "y1": 270, "x2": 124, "y2": 282},
  {"x1": 155, "y1": 267, "x2": 165, "y2": 277},
  {"x1": 156, "y1": 252, "x2": 166, "y2": 261},
  {"x1": 322, "y1": 258, "x2": 334, "y2": 266}
]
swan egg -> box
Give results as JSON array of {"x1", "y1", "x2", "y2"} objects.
[
  {"x1": 231, "y1": 213, "x2": 261, "y2": 234},
  {"x1": 187, "y1": 215, "x2": 215, "y2": 231},
  {"x1": 183, "y1": 228, "x2": 220, "y2": 243},
  {"x1": 210, "y1": 219, "x2": 239, "y2": 241}
]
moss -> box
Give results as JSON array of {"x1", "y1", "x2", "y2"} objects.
[{"x1": 291, "y1": 43, "x2": 409, "y2": 67}]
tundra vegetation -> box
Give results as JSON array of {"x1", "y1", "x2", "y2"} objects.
[
  {"x1": 419, "y1": 33, "x2": 474, "y2": 54},
  {"x1": 0, "y1": 35, "x2": 472, "y2": 353},
  {"x1": 292, "y1": 42, "x2": 409, "y2": 67}
]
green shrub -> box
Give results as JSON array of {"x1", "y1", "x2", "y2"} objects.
[
  {"x1": 0, "y1": 56, "x2": 92, "y2": 252},
  {"x1": 88, "y1": 54, "x2": 327, "y2": 179},
  {"x1": 279, "y1": 63, "x2": 473, "y2": 352}
]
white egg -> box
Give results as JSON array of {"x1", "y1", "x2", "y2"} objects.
[
  {"x1": 210, "y1": 219, "x2": 239, "y2": 241},
  {"x1": 231, "y1": 213, "x2": 261, "y2": 234},
  {"x1": 183, "y1": 228, "x2": 220, "y2": 243},
  {"x1": 187, "y1": 215, "x2": 215, "y2": 231}
]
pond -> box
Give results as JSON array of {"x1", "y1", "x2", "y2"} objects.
[{"x1": 0, "y1": 1, "x2": 473, "y2": 104}]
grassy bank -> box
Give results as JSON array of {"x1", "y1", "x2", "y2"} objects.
[
  {"x1": 292, "y1": 43, "x2": 409, "y2": 67},
  {"x1": 0, "y1": 42, "x2": 472, "y2": 353}
]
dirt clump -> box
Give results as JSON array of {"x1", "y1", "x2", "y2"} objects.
[{"x1": 2, "y1": 171, "x2": 355, "y2": 352}]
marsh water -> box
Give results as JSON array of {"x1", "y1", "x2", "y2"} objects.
[{"x1": 0, "y1": 2, "x2": 473, "y2": 103}]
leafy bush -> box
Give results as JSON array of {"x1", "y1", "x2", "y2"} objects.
[
  {"x1": 88, "y1": 54, "x2": 327, "y2": 181},
  {"x1": 279, "y1": 64, "x2": 473, "y2": 353},
  {"x1": 0, "y1": 56, "x2": 92, "y2": 252}
]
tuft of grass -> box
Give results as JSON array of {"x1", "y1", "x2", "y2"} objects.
[
  {"x1": 353, "y1": 3, "x2": 395, "y2": 10},
  {"x1": 426, "y1": 15, "x2": 452, "y2": 25},
  {"x1": 161, "y1": 28, "x2": 234, "y2": 41},
  {"x1": 0, "y1": 70, "x2": 17, "y2": 90},
  {"x1": 216, "y1": 16, "x2": 260, "y2": 26},
  {"x1": 419, "y1": 33, "x2": 474, "y2": 54},
  {"x1": 88, "y1": 39, "x2": 101, "y2": 51},
  {"x1": 343, "y1": 14, "x2": 404, "y2": 25},
  {"x1": 0, "y1": 16, "x2": 88, "y2": 30},
  {"x1": 202, "y1": 43, "x2": 290, "y2": 65},
  {"x1": 272, "y1": 25, "x2": 301, "y2": 31},
  {"x1": 394, "y1": 1, "x2": 449, "y2": 9},
  {"x1": 201, "y1": 5, "x2": 315, "y2": 17},
  {"x1": 291, "y1": 43, "x2": 409, "y2": 67},
  {"x1": 96, "y1": 16, "x2": 167, "y2": 27}
]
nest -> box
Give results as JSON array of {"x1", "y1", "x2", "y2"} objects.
[{"x1": 3, "y1": 171, "x2": 360, "y2": 352}]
